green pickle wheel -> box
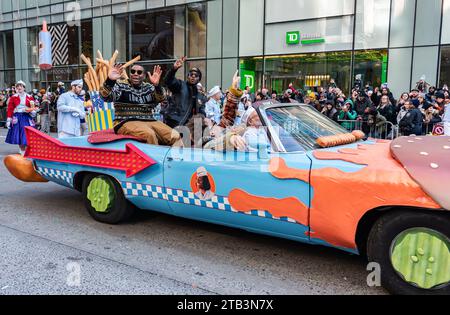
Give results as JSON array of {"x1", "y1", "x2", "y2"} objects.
[
  {"x1": 390, "y1": 228, "x2": 450, "y2": 290},
  {"x1": 82, "y1": 174, "x2": 134, "y2": 224},
  {"x1": 86, "y1": 177, "x2": 116, "y2": 213}
]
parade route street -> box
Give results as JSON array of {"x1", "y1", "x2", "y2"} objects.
[{"x1": 0, "y1": 129, "x2": 386, "y2": 295}]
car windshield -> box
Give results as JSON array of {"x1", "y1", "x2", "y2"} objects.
[{"x1": 264, "y1": 105, "x2": 350, "y2": 152}]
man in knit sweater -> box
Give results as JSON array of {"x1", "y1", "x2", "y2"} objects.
[{"x1": 100, "y1": 64, "x2": 180, "y2": 146}]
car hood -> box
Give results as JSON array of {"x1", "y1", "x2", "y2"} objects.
[
  {"x1": 391, "y1": 136, "x2": 450, "y2": 210},
  {"x1": 305, "y1": 139, "x2": 444, "y2": 211}
]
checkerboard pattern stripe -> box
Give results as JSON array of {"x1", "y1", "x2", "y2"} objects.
[
  {"x1": 122, "y1": 182, "x2": 298, "y2": 224},
  {"x1": 36, "y1": 167, "x2": 74, "y2": 186}
]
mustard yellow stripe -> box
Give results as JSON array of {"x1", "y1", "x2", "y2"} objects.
[
  {"x1": 89, "y1": 114, "x2": 95, "y2": 133},
  {"x1": 87, "y1": 114, "x2": 91, "y2": 133},
  {"x1": 106, "y1": 110, "x2": 113, "y2": 129},
  {"x1": 100, "y1": 111, "x2": 107, "y2": 130},
  {"x1": 94, "y1": 112, "x2": 101, "y2": 132}
]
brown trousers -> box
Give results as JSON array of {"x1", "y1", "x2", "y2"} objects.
[{"x1": 117, "y1": 121, "x2": 181, "y2": 146}]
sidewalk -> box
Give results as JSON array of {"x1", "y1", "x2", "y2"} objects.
[{"x1": 0, "y1": 127, "x2": 58, "y2": 139}]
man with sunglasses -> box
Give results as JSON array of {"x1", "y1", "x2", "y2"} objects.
[
  {"x1": 163, "y1": 57, "x2": 206, "y2": 128},
  {"x1": 100, "y1": 63, "x2": 180, "y2": 146}
]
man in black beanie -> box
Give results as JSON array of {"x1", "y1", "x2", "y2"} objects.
[{"x1": 163, "y1": 56, "x2": 206, "y2": 128}]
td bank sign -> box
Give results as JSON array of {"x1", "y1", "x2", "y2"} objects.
[{"x1": 286, "y1": 31, "x2": 325, "y2": 45}]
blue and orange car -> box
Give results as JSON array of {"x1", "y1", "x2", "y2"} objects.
[{"x1": 5, "y1": 101, "x2": 449, "y2": 295}]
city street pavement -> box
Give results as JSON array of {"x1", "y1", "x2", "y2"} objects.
[{"x1": 0, "y1": 129, "x2": 386, "y2": 295}]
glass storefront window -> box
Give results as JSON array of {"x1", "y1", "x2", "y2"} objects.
[
  {"x1": 130, "y1": 7, "x2": 185, "y2": 61},
  {"x1": 68, "y1": 25, "x2": 79, "y2": 65},
  {"x1": 115, "y1": 15, "x2": 130, "y2": 62},
  {"x1": 239, "y1": 58, "x2": 264, "y2": 93},
  {"x1": 48, "y1": 23, "x2": 80, "y2": 66},
  {"x1": 44, "y1": 66, "x2": 81, "y2": 85},
  {"x1": 1, "y1": 32, "x2": 16, "y2": 69},
  {"x1": 28, "y1": 20, "x2": 93, "y2": 67},
  {"x1": 0, "y1": 33, "x2": 4, "y2": 70},
  {"x1": 40, "y1": 66, "x2": 85, "y2": 92},
  {"x1": 138, "y1": 61, "x2": 185, "y2": 85},
  {"x1": 353, "y1": 50, "x2": 388, "y2": 89},
  {"x1": 0, "y1": 70, "x2": 16, "y2": 88},
  {"x1": 439, "y1": 47, "x2": 450, "y2": 87},
  {"x1": 28, "y1": 27, "x2": 40, "y2": 68},
  {"x1": 355, "y1": 0, "x2": 390, "y2": 49},
  {"x1": 187, "y1": 3, "x2": 207, "y2": 58},
  {"x1": 81, "y1": 20, "x2": 93, "y2": 61},
  {"x1": 28, "y1": 68, "x2": 42, "y2": 90},
  {"x1": 264, "y1": 52, "x2": 352, "y2": 95}
]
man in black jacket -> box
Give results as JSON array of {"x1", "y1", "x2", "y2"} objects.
[
  {"x1": 355, "y1": 90, "x2": 373, "y2": 117},
  {"x1": 163, "y1": 56, "x2": 206, "y2": 128},
  {"x1": 399, "y1": 100, "x2": 423, "y2": 136}
]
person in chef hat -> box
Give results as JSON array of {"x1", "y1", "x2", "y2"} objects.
[
  {"x1": 194, "y1": 166, "x2": 215, "y2": 201},
  {"x1": 56, "y1": 79, "x2": 86, "y2": 138}
]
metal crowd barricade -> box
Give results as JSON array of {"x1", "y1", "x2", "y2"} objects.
[
  {"x1": 424, "y1": 122, "x2": 445, "y2": 136},
  {"x1": 337, "y1": 119, "x2": 399, "y2": 140},
  {"x1": 0, "y1": 106, "x2": 6, "y2": 127}
]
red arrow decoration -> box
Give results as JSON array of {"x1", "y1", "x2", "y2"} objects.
[{"x1": 24, "y1": 127, "x2": 156, "y2": 178}]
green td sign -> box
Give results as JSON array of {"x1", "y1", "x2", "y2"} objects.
[
  {"x1": 286, "y1": 31, "x2": 300, "y2": 45},
  {"x1": 240, "y1": 69, "x2": 256, "y2": 93},
  {"x1": 286, "y1": 31, "x2": 326, "y2": 45}
]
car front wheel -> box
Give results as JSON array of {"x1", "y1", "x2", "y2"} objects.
[
  {"x1": 82, "y1": 174, "x2": 134, "y2": 224},
  {"x1": 367, "y1": 210, "x2": 450, "y2": 295}
]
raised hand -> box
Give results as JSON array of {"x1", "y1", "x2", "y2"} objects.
[
  {"x1": 109, "y1": 64, "x2": 124, "y2": 81},
  {"x1": 148, "y1": 65, "x2": 163, "y2": 86},
  {"x1": 232, "y1": 70, "x2": 241, "y2": 90},
  {"x1": 230, "y1": 135, "x2": 247, "y2": 151},
  {"x1": 174, "y1": 57, "x2": 187, "y2": 70}
]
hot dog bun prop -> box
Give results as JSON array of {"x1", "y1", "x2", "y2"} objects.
[
  {"x1": 4, "y1": 155, "x2": 49, "y2": 183},
  {"x1": 316, "y1": 131, "x2": 366, "y2": 148}
]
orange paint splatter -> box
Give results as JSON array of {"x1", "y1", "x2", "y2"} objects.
[
  {"x1": 228, "y1": 189, "x2": 308, "y2": 226},
  {"x1": 270, "y1": 141, "x2": 441, "y2": 250}
]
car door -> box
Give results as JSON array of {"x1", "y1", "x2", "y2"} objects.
[
  {"x1": 163, "y1": 146, "x2": 312, "y2": 242},
  {"x1": 104, "y1": 141, "x2": 173, "y2": 215}
]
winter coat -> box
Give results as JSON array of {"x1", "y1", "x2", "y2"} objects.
[
  {"x1": 323, "y1": 108, "x2": 339, "y2": 122},
  {"x1": 377, "y1": 103, "x2": 397, "y2": 125},
  {"x1": 7, "y1": 93, "x2": 36, "y2": 119},
  {"x1": 164, "y1": 67, "x2": 206, "y2": 127},
  {"x1": 338, "y1": 109, "x2": 358, "y2": 130},
  {"x1": 354, "y1": 98, "x2": 372, "y2": 116},
  {"x1": 57, "y1": 91, "x2": 86, "y2": 137},
  {"x1": 399, "y1": 108, "x2": 423, "y2": 136}
]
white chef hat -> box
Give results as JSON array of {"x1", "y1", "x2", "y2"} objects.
[
  {"x1": 71, "y1": 79, "x2": 83, "y2": 87},
  {"x1": 197, "y1": 167, "x2": 208, "y2": 177},
  {"x1": 241, "y1": 106, "x2": 256, "y2": 125},
  {"x1": 16, "y1": 80, "x2": 26, "y2": 87},
  {"x1": 208, "y1": 86, "x2": 221, "y2": 98}
]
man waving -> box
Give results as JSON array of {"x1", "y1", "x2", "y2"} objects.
[{"x1": 100, "y1": 63, "x2": 180, "y2": 146}]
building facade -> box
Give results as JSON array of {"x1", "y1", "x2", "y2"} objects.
[{"x1": 1, "y1": 0, "x2": 450, "y2": 97}]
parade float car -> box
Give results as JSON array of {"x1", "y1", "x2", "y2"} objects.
[{"x1": 4, "y1": 101, "x2": 449, "y2": 295}]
